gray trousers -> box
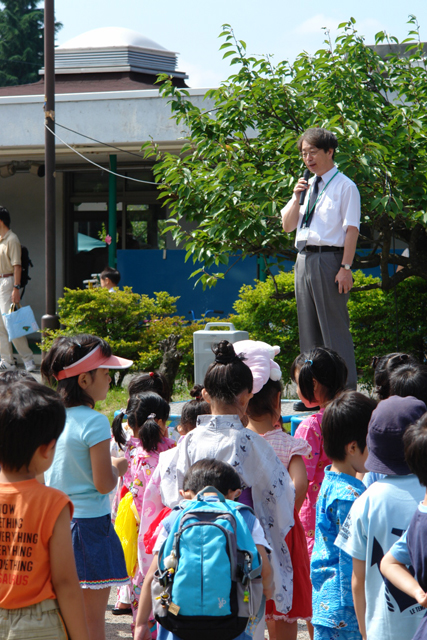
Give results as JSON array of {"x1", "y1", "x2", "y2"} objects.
[{"x1": 295, "y1": 250, "x2": 357, "y2": 389}]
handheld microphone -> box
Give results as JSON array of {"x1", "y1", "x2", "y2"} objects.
[{"x1": 299, "y1": 169, "x2": 311, "y2": 206}]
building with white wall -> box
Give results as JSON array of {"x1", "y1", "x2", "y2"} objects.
[{"x1": 0, "y1": 27, "x2": 214, "y2": 325}]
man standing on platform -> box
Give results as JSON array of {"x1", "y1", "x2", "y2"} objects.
[
  {"x1": 0, "y1": 206, "x2": 35, "y2": 372},
  {"x1": 281, "y1": 128, "x2": 359, "y2": 392}
]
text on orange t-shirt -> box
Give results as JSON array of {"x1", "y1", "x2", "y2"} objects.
[{"x1": 0, "y1": 478, "x2": 73, "y2": 609}]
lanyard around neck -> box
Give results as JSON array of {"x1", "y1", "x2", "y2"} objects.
[{"x1": 302, "y1": 170, "x2": 339, "y2": 228}]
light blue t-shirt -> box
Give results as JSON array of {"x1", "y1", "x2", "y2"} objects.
[
  {"x1": 45, "y1": 405, "x2": 111, "y2": 518},
  {"x1": 363, "y1": 471, "x2": 386, "y2": 488},
  {"x1": 335, "y1": 474, "x2": 425, "y2": 640}
]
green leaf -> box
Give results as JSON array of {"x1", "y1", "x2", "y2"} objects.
[{"x1": 146, "y1": 21, "x2": 427, "y2": 293}]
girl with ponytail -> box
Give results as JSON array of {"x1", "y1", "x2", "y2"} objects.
[
  {"x1": 112, "y1": 392, "x2": 175, "y2": 625},
  {"x1": 176, "y1": 384, "x2": 210, "y2": 438},
  {"x1": 138, "y1": 340, "x2": 296, "y2": 640},
  {"x1": 290, "y1": 347, "x2": 348, "y2": 558}
]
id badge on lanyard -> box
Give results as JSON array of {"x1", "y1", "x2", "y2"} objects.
[
  {"x1": 298, "y1": 170, "x2": 340, "y2": 239},
  {"x1": 296, "y1": 227, "x2": 310, "y2": 242}
]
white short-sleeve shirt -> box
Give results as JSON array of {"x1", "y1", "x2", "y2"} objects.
[
  {"x1": 282, "y1": 166, "x2": 361, "y2": 248},
  {"x1": 335, "y1": 475, "x2": 425, "y2": 640}
]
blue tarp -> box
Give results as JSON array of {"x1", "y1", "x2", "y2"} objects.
[{"x1": 77, "y1": 233, "x2": 105, "y2": 253}]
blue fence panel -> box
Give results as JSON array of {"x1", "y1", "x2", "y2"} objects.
[
  {"x1": 117, "y1": 250, "x2": 260, "y2": 318},
  {"x1": 117, "y1": 248, "x2": 406, "y2": 317}
]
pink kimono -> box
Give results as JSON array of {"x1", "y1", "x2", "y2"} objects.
[
  {"x1": 294, "y1": 409, "x2": 330, "y2": 557},
  {"x1": 118, "y1": 435, "x2": 175, "y2": 620}
]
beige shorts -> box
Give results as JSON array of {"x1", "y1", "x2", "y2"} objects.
[{"x1": 0, "y1": 598, "x2": 67, "y2": 640}]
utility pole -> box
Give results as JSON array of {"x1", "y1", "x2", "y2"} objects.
[
  {"x1": 41, "y1": 0, "x2": 59, "y2": 332},
  {"x1": 108, "y1": 155, "x2": 117, "y2": 267}
]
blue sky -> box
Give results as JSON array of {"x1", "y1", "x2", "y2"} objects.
[{"x1": 55, "y1": 0, "x2": 427, "y2": 87}]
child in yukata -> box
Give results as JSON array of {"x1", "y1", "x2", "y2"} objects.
[{"x1": 310, "y1": 391, "x2": 376, "y2": 640}]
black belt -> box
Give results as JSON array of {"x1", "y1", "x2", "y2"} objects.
[{"x1": 303, "y1": 245, "x2": 343, "y2": 253}]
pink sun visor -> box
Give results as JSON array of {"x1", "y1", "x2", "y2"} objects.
[{"x1": 56, "y1": 344, "x2": 133, "y2": 381}]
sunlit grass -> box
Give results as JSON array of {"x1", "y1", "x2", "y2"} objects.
[
  {"x1": 95, "y1": 377, "x2": 193, "y2": 424},
  {"x1": 95, "y1": 386, "x2": 128, "y2": 424}
]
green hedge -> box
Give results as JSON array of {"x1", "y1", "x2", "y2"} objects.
[
  {"x1": 230, "y1": 271, "x2": 427, "y2": 387},
  {"x1": 43, "y1": 287, "x2": 209, "y2": 388},
  {"x1": 45, "y1": 275, "x2": 427, "y2": 391}
]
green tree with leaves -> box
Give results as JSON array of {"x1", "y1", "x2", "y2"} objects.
[
  {"x1": 230, "y1": 271, "x2": 427, "y2": 387},
  {"x1": 143, "y1": 16, "x2": 427, "y2": 293},
  {"x1": 0, "y1": 1, "x2": 61, "y2": 86}
]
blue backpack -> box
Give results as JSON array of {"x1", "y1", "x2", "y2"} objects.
[{"x1": 151, "y1": 487, "x2": 264, "y2": 640}]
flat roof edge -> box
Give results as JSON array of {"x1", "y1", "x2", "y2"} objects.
[{"x1": 0, "y1": 87, "x2": 214, "y2": 104}]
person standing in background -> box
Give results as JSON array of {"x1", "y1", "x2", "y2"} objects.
[
  {"x1": 281, "y1": 128, "x2": 360, "y2": 393},
  {"x1": 100, "y1": 267, "x2": 121, "y2": 292},
  {"x1": 0, "y1": 206, "x2": 35, "y2": 372}
]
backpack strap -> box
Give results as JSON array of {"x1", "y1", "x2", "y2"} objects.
[
  {"x1": 233, "y1": 503, "x2": 256, "y2": 534},
  {"x1": 196, "y1": 486, "x2": 226, "y2": 502}
]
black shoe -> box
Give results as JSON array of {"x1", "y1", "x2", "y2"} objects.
[
  {"x1": 293, "y1": 401, "x2": 319, "y2": 412},
  {"x1": 111, "y1": 606, "x2": 133, "y2": 616}
]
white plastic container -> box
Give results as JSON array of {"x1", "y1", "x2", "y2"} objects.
[{"x1": 193, "y1": 322, "x2": 249, "y2": 385}]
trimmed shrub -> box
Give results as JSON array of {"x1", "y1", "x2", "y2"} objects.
[
  {"x1": 44, "y1": 274, "x2": 427, "y2": 392},
  {"x1": 229, "y1": 271, "x2": 299, "y2": 384},
  {"x1": 349, "y1": 273, "x2": 427, "y2": 384},
  {"x1": 42, "y1": 287, "x2": 211, "y2": 390},
  {"x1": 230, "y1": 271, "x2": 427, "y2": 388},
  {"x1": 42, "y1": 287, "x2": 180, "y2": 384}
]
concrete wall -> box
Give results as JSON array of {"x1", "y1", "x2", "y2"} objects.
[
  {"x1": 0, "y1": 87, "x2": 215, "y2": 329},
  {"x1": 0, "y1": 89, "x2": 213, "y2": 148}
]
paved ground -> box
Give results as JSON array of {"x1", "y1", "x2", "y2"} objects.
[
  {"x1": 105, "y1": 592, "x2": 311, "y2": 639},
  {"x1": 106, "y1": 592, "x2": 132, "y2": 638}
]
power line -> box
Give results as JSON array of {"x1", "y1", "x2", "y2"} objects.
[
  {"x1": 44, "y1": 124, "x2": 159, "y2": 186},
  {"x1": 55, "y1": 121, "x2": 147, "y2": 160}
]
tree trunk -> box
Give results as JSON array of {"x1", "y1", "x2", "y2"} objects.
[{"x1": 158, "y1": 333, "x2": 183, "y2": 395}]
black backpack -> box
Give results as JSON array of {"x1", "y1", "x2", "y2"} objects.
[{"x1": 20, "y1": 246, "x2": 33, "y2": 298}]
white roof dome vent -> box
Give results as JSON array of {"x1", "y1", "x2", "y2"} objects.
[
  {"x1": 58, "y1": 27, "x2": 168, "y2": 53},
  {"x1": 46, "y1": 27, "x2": 187, "y2": 78}
]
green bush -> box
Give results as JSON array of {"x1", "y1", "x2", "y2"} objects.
[
  {"x1": 43, "y1": 287, "x2": 210, "y2": 390},
  {"x1": 135, "y1": 315, "x2": 208, "y2": 383},
  {"x1": 230, "y1": 271, "x2": 427, "y2": 388},
  {"x1": 349, "y1": 272, "x2": 427, "y2": 384},
  {"x1": 230, "y1": 271, "x2": 300, "y2": 384},
  {"x1": 45, "y1": 275, "x2": 427, "y2": 393},
  {"x1": 43, "y1": 288, "x2": 180, "y2": 383}
]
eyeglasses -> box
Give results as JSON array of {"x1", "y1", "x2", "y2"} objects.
[{"x1": 301, "y1": 149, "x2": 321, "y2": 159}]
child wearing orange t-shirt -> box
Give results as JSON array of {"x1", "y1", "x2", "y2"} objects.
[{"x1": 0, "y1": 377, "x2": 90, "y2": 640}]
